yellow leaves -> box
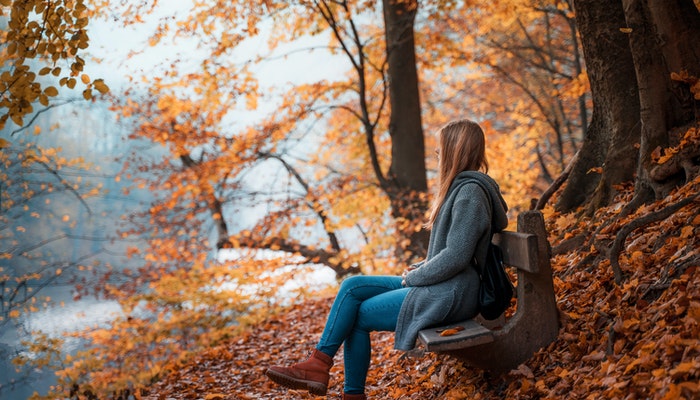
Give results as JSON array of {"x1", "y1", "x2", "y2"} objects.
[
  {"x1": 554, "y1": 212, "x2": 578, "y2": 232},
  {"x1": 93, "y1": 79, "x2": 110, "y2": 94},
  {"x1": 0, "y1": 1, "x2": 105, "y2": 128},
  {"x1": 562, "y1": 71, "x2": 590, "y2": 99},
  {"x1": 670, "y1": 361, "x2": 699, "y2": 378},
  {"x1": 653, "y1": 145, "x2": 677, "y2": 165},
  {"x1": 245, "y1": 91, "x2": 258, "y2": 110},
  {"x1": 60, "y1": 76, "x2": 77, "y2": 89},
  {"x1": 0, "y1": 138, "x2": 10, "y2": 148},
  {"x1": 44, "y1": 86, "x2": 59, "y2": 97},
  {"x1": 671, "y1": 70, "x2": 700, "y2": 99},
  {"x1": 653, "y1": 126, "x2": 699, "y2": 167}
]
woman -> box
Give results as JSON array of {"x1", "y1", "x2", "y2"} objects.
[{"x1": 265, "y1": 119, "x2": 509, "y2": 399}]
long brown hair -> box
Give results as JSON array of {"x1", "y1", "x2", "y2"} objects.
[{"x1": 426, "y1": 119, "x2": 489, "y2": 229}]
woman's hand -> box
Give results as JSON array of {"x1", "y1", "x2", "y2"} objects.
[{"x1": 401, "y1": 265, "x2": 417, "y2": 287}]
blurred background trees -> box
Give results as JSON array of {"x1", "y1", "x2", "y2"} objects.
[{"x1": 1, "y1": 0, "x2": 698, "y2": 397}]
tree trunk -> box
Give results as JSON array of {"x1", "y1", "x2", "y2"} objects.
[
  {"x1": 557, "y1": 0, "x2": 640, "y2": 213},
  {"x1": 622, "y1": 0, "x2": 700, "y2": 203},
  {"x1": 382, "y1": 0, "x2": 426, "y2": 193},
  {"x1": 382, "y1": 0, "x2": 429, "y2": 260}
]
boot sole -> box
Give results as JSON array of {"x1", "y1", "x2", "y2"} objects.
[{"x1": 265, "y1": 368, "x2": 328, "y2": 396}]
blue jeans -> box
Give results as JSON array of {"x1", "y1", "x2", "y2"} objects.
[{"x1": 316, "y1": 275, "x2": 409, "y2": 394}]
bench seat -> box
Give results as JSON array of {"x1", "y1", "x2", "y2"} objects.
[
  {"x1": 415, "y1": 211, "x2": 559, "y2": 373},
  {"x1": 418, "y1": 319, "x2": 494, "y2": 352}
]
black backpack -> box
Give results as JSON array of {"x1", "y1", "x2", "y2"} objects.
[
  {"x1": 475, "y1": 241, "x2": 514, "y2": 320},
  {"x1": 470, "y1": 179, "x2": 515, "y2": 320}
]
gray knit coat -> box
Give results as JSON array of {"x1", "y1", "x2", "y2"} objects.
[{"x1": 394, "y1": 171, "x2": 509, "y2": 350}]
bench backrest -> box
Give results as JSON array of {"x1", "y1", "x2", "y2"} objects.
[
  {"x1": 419, "y1": 211, "x2": 559, "y2": 373},
  {"x1": 493, "y1": 231, "x2": 539, "y2": 274}
]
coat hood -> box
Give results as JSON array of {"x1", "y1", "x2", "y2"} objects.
[{"x1": 450, "y1": 171, "x2": 509, "y2": 232}]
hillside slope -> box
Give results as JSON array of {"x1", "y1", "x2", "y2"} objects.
[{"x1": 144, "y1": 178, "x2": 699, "y2": 399}]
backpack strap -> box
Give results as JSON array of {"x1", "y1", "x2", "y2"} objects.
[{"x1": 468, "y1": 178, "x2": 495, "y2": 270}]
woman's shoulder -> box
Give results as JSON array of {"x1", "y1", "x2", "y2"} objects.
[{"x1": 452, "y1": 177, "x2": 490, "y2": 198}]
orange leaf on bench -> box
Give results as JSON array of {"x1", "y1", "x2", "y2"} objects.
[{"x1": 438, "y1": 326, "x2": 465, "y2": 336}]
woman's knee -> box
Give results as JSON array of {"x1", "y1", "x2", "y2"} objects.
[{"x1": 339, "y1": 275, "x2": 368, "y2": 292}]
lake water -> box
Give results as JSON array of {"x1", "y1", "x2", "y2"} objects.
[
  {"x1": 0, "y1": 261, "x2": 336, "y2": 400},
  {"x1": 0, "y1": 286, "x2": 122, "y2": 400}
]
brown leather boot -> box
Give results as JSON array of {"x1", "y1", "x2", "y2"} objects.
[
  {"x1": 265, "y1": 349, "x2": 333, "y2": 395},
  {"x1": 342, "y1": 393, "x2": 367, "y2": 400}
]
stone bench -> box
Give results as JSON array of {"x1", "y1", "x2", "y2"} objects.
[{"x1": 417, "y1": 210, "x2": 559, "y2": 373}]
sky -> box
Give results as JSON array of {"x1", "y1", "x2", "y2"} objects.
[
  {"x1": 83, "y1": 2, "x2": 349, "y2": 117},
  {"x1": 0, "y1": 7, "x2": 348, "y2": 396}
]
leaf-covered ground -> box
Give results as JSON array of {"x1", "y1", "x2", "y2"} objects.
[{"x1": 144, "y1": 180, "x2": 699, "y2": 399}]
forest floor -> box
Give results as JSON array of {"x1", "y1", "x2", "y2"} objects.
[{"x1": 144, "y1": 178, "x2": 699, "y2": 400}]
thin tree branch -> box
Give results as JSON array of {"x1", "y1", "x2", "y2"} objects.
[{"x1": 534, "y1": 149, "x2": 580, "y2": 210}]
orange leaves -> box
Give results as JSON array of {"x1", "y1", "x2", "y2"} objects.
[
  {"x1": 438, "y1": 326, "x2": 464, "y2": 336},
  {"x1": 0, "y1": 0, "x2": 107, "y2": 129},
  {"x1": 653, "y1": 145, "x2": 679, "y2": 165},
  {"x1": 662, "y1": 382, "x2": 700, "y2": 400},
  {"x1": 533, "y1": 176, "x2": 699, "y2": 397},
  {"x1": 562, "y1": 71, "x2": 591, "y2": 99},
  {"x1": 653, "y1": 125, "x2": 700, "y2": 165},
  {"x1": 671, "y1": 70, "x2": 700, "y2": 100},
  {"x1": 122, "y1": 174, "x2": 698, "y2": 400},
  {"x1": 554, "y1": 212, "x2": 579, "y2": 233}
]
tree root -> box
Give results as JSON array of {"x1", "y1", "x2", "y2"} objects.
[{"x1": 608, "y1": 192, "x2": 700, "y2": 284}]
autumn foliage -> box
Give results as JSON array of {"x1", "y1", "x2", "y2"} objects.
[
  {"x1": 0, "y1": 0, "x2": 109, "y2": 129},
  {"x1": 2, "y1": 0, "x2": 699, "y2": 399},
  {"x1": 138, "y1": 175, "x2": 699, "y2": 400}
]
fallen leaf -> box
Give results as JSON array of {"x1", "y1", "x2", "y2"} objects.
[{"x1": 439, "y1": 326, "x2": 465, "y2": 336}]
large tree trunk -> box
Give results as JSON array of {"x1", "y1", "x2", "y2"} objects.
[
  {"x1": 622, "y1": 0, "x2": 700, "y2": 204},
  {"x1": 382, "y1": 0, "x2": 429, "y2": 260},
  {"x1": 557, "y1": 0, "x2": 640, "y2": 213},
  {"x1": 382, "y1": 0, "x2": 426, "y2": 193}
]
